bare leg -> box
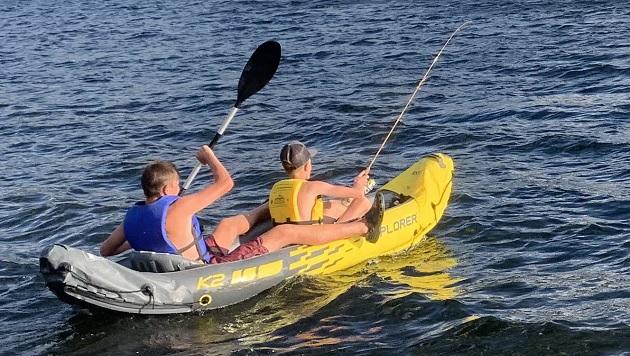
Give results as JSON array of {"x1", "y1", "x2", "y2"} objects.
[
  {"x1": 336, "y1": 195, "x2": 371, "y2": 223},
  {"x1": 325, "y1": 195, "x2": 372, "y2": 223},
  {"x1": 323, "y1": 199, "x2": 348, "y2": 220},
  {"x1": 260, "y1": 221, "x2": 368, "y2": 252},
  {"x1": 211, "y1": 203, "x2": 270, "y2": 249}
]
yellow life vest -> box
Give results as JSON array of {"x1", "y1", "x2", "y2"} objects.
[{"x1": 269, "y1": 179, "x2": 324, "y2": 225}]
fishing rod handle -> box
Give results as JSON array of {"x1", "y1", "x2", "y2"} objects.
[{"x1": 365, "y1": 178, "x2": 376, "y2": 194}]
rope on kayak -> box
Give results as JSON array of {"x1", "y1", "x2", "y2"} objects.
[
  {"x1": 366, "y1": 21, "x2": 471, "y2": 172},
  {"x1": 67, "y1": 270, "x2": 199, "y2": 312},
  {"x1": 68, "y1": 270, "x2": 156, "y2": 311},
  {"x1": 69, "y1": 270, "x2": 146, "y2": 295}
]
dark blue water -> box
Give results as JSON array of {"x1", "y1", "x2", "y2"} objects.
[{"x1": 2, "y1": 0, "x2": 629, "y2": 354}]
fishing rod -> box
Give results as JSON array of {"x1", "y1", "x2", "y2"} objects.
[{"x1": 366, "y1": 21, "x2": 470, "y2": 173}]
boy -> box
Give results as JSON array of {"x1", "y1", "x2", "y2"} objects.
[
  {"x1": 100, "y1": 145, "x2": 234, "y2": 262},
  {"x1": 207, "y1": 141, "x2": 384, "y2": 261}
]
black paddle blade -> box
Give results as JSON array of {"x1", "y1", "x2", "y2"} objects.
[{"x1": 235, "y1": 40, "x2": 281, "y2": 108}]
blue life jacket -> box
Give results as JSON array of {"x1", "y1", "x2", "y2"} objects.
[{"x1": 123, "y1": 195, "x2": 212, "y2": 263}]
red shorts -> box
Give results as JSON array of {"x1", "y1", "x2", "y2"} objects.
[{"x1": 204, "y1": 235, "x2": 269, "y2": 264}]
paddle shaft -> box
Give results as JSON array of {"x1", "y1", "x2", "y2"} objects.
[
  {"x1": 366, "y1": 21, "x2": 470, "y2": 173},
  {"x1": 180, "y1": 106, "x2": 239, "y2": 194},
  {"x1": 177, "y1": 40, "x2": 281, "y2": 196}
]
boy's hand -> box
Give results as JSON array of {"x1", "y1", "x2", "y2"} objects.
[
  {"x1": 353, "y1": 169, "x2": 369, "y2": 190},
  {"x1": 196, "y1": 145, "x2": 217, "y2": 165}
]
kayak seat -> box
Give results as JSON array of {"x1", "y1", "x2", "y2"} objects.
[
  {"x1": 123, "y1": 251, "x2": 203, "y2": 273},
  {"x1": 378, "y1": 189, "x2": 412, "y2": 208}
]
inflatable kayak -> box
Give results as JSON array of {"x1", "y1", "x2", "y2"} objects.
[{"x1": 40, "y1": 153, "x2": 454, "y2": 314}]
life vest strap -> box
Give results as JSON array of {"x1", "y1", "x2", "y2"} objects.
[
  {"x1": 174, "y1": 227, "x2": 209, "y2": 263},
  {"x1": 175, "y1": 240, "x2": 196, "y2": 254}
]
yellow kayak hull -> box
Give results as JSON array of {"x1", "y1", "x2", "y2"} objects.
[{"x1": 289, "y1": 153, "x2": 454, "y2": 276}]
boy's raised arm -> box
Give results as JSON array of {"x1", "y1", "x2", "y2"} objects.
[{"x1": 171, "y1": 146, "x2": 234, "y2": 217}]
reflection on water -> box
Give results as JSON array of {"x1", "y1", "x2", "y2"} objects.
[
  {"x1": 368, "y1": 235, "x2": 460, "y2": 301},
  {"x1": 236, "y1": 234, "x2": 461, "y2": 349}
]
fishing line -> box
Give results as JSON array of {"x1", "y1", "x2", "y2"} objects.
[{"x1": 366, "y1": 21, "x2": 471, "y2": 172}]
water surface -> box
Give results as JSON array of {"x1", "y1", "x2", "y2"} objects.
[{"x1": 1, "y1": 0, "x2": 629, "y2": 354}]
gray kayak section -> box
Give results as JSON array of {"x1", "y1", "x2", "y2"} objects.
[{"x1": 40, "y1": 243, "x2": 305, "y2": 314}]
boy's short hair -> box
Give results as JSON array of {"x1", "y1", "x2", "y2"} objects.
[
  {"x1": 141, "y1": 160, "x2": 179, "y2": 198},
  {"x1": 280, "y1": 141, "x2": 317, "y2": 172}
]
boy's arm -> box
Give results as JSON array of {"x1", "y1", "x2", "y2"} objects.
[
  {"x1": 308, "y1": 181, "x2": 363, "y2": 199},
  {"x1": 100, "y1": 224, "x2": 131, "y2": 256},
  {"x1": 307, "y1": 170, "x2": 369, "y2": 200},
  {"x1": 170, "y1": 146, "x2": 234, "y2": 217}
]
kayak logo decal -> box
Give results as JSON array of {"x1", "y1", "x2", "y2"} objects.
[
  {"x1": 289, "y1": 244, "x2": 346, "y2": 273},
  {"x1": 380, "y1": 214, "x2": 417, "y2": 234},
  {"x1": 196, "y1": 260, "x2": 284, "y2": 290}
]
